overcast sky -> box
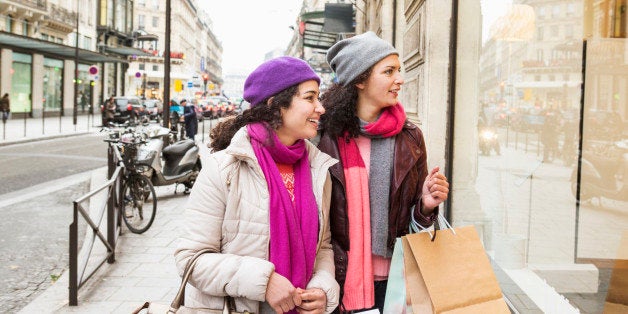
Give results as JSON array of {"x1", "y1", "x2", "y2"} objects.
[{"x1": 200, "y1": 1, "x2": 301, "y2": 76}]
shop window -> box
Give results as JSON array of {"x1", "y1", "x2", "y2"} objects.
[
  {"x1": 11, "y1": 53, "x2": 32, "y2": 114},
  {"x1": 43, "y1": 58, "x2": 64, "y2": 112},
  {"x1": 455, "y1": 1, "x2": 626, "y2": 312}
]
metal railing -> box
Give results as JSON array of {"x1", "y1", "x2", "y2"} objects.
[{"x1": 68, "y1": 143, "x2": 123, "y2": 306}]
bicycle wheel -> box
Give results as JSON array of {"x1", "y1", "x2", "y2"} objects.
[{"x1": 121, "y1": 175, "x2": 157, "y2": 234}]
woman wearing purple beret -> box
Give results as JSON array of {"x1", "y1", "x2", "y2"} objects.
[
  {"x1": 175, "y1": 56, "x2": 340, "y2": 314},
  {"x1": 317, "y1": 32, "x2": 450, "y2": 313}
]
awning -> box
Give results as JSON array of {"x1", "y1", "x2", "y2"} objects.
[
  {"x1": 300, "y1": 4, "x2": 354, "y2": 51},
  {"x1": 0, "y1": 31, "x2": 126, "y2": 63},
  {"x1": 104, "y1": 46, "x2": 153, "y2": 57}
]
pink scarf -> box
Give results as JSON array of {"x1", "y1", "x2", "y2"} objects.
[
  {"x1": 338, "y1": 104, "x2": 405, "y2": 311},
  {"x1": 247, "y1": 123, "x2": 318, "y2": 301}
]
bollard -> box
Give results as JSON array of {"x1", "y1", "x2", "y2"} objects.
[
  {"x1": 201, "y1": 117, "x2": 205, "y2": 143},
  {"x1": 42, "y1": 106, "x2": 45, "y2": 135},
  {"x1": 2, "y1": 117, "x2": 5, "y2": 140},
  {"x1": 23, "y1": 108, "x2": 27, "y2": 137}
]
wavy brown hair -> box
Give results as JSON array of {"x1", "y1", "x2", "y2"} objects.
[
  {"x1": 209, "y1": 85, "x2": 298, "y2": 152},
  {"x1": 318, "y1": 69, "x2": 372, "y2": 139}
]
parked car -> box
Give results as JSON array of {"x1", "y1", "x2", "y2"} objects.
[
  {"x1": 200, "y1": 96, "x2": 230, "y2": 119},
  {"x1": 100, "y1": 96, "x2": 143, "y2": 125},
  {"x1": 142, "y1": 99, "x2": 163, "y2": 121}
]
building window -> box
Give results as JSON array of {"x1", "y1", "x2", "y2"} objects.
[
  {"x1": 139, "y1": 64, "x2": 145, "y2": 70},
  {"x1": 83, "y1": 36, "x2": 92, "y2": 50},
  {"x1": 565, "y1": 24, "x2": 574, "y2": 39},
  {"x1": 21, "y1": 19, "x2": 28, "y2": 36},
  {"x1": 138, "y1": 14, "x2": 145, "y2": 29},
  {"x1": 537, "y1": 49, "x2": 543, "y2": 61},
  {"x1": 534, "y1": 75, "x2": 541, "y2": 81},
  {"x1": 5, "y1": 15, "x2": 13, "y2": 32},
  {"x1": 552, "y1": 4, "x2": 560, "y2": 18},
  {"x1": 537, "y1": 26, "x2": 544, "y2": 41},
  {"x1": 152, "y1": 65, "x2": 159, "y2": 71},
  {"x1": 137, "y1": 0, "x2": 145, "y2": 6},
  {"x1": 152, "y1": 16, "x2": 158, "y2": 28},
  {"x1": 551, "y1": 25, "x2": 559, "y2": 38},
  {"x1": 152, "y1": 0, "x2": 159, "y2": 10},
  {"x1": 41, "y1": 33, "x2": 49, "y2": 41},
  {"x1": 567, "y1": 3, "x2": 575, "y2": 16},
  {"x1": 538, "y1": 6, "x2": 545, "y2": 20}
]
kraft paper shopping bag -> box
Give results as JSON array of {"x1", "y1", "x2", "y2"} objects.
[
  {"x1": 604, "y1": 230, "x2": 628, "y2": 313},
  {"x1": 402, "y1": 225, "x2": 509, "y2": 314}
]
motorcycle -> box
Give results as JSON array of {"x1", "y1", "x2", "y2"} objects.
[
  {"x1": 135, "y1": 125, "x2": 202, "y2": 193},
  {"x1": 479, "y1": 127, "x2": 501, "y2": 156},
  {"x1": 570, "y1": 139, "x2": 628, "y2": 202}
]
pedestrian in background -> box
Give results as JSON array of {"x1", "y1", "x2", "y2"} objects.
[
  {"x1": 0, "y1": 93, "x2": 10, "y2": 123},
  {"x1": 317, "y1": 31, "x2": 450, "y2": 313},
  {"x1": 175, "y1": 56, "x2": 339, "y2": 314},
  {"x1": 104, "y1": 96, "x2": 115, "y2": 126},
  {"x1": 182, "y1": 98, "x2": 198, "y2": 140}
]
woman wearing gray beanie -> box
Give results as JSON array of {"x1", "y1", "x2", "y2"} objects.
[
  {"x1": 317, "y1": 31, "x2": 450, "y2": 313},
  {"x1": 175, "y1": 56, "x2": 339, "y2": 314}
]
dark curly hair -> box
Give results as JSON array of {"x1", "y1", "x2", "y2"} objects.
[
  {"x1": 319, "y1": 69, "x2": 372, "y2": 139},
  {"x1": 209, "y1": 85, "x2": 298, "y2": 152}
]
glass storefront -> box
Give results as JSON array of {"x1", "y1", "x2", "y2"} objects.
[
  {"x1": 78, "y1": 64, "x2": 93, "y2": 113},
  {"x1": 458, "y1": 1, "x2": 627, "y2": 312},
  {"x1": 43, "y1": 58, "x2": 63, "y2": 113},
  {"x1": 11, "y1": 52, "x2": 32, "y2": 115}
]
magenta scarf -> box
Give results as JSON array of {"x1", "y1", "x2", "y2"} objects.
[
  {"x1": 364, "y1": 103, "x2": 406, "y2": 137},
  {"x1": 247, "y1": 123, "x2": 319, "y2": 294}
]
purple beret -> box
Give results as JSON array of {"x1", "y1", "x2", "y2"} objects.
[{"x1": 243, "y1": 56, "x2": 320, "y2": 107}]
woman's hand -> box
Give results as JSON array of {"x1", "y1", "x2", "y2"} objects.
[
  {"x1": 265, "y1": 271, "x2": 302, "y2": 313},
  {"x1": 296, "y1": 288, "x2": 326, "y2": 314},
  {"x1": 421, "y1": 166, "x2": 449, "y2": 213}
]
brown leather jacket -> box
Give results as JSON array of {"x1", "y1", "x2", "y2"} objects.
[{"x1": 317, "y1": 121, "x2": 436, "y2": 291}]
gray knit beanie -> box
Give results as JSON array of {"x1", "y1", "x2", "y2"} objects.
[{"x1": 326, "y1": 31, "x2": 398, "y2": 86}]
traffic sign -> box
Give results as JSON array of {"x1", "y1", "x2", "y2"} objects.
[{"x1": 187, "y1": 81, "x2": 193, "y2": 88}]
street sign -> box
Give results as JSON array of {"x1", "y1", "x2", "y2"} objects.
[{"x1": 187, "y1": 81, "x2": 193, "y2": 88}]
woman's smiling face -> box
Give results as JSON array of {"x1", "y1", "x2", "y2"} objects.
[{"x1": 275, "y1": 80, "x2": 324, "y2": 145}]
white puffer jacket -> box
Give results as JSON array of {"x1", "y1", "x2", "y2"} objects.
[{"x1": 174, "y1": 128, "x2": 339, "y2": 313}]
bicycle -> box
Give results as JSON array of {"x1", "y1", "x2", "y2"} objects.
[{"x1": 104, "y1": 128, "x2": 157, "y2": 234}]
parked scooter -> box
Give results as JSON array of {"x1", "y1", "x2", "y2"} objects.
[
  {"x1": 479, "y1": 126, "x2": 501, "y2": 156},
  {"x1": 135, "y1": 125, "x2": 202, "y2": 193},
  {"x1": 571, "y1": 139, "x2": 627, "y2": 202}
]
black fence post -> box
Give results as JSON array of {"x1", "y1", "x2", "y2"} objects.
[
  {"x1": 69, "y1": 202, "x2": 78, "y2": 306},
  {"x1": 107, "y1": 144, "x2": 116, "y2": 263}
]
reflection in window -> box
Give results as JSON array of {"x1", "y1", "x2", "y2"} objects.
[{"x1": 469, "y1": 1, "x2": 627, "y2": 312}]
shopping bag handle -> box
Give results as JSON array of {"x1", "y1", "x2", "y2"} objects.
[{"x1": 410, "y1": 207, "x2": 456, "y2": 241}]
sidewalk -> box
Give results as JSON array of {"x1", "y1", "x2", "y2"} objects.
[
  {"x1": 19, "y1": 180, "x2": 192, "y2": 314},
  {"x1": 6, "y1": 117, "x2": 215, "y2": 313},
  {"x1": 0, "y1": 114, "x2": 101, "y2": 146}
]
